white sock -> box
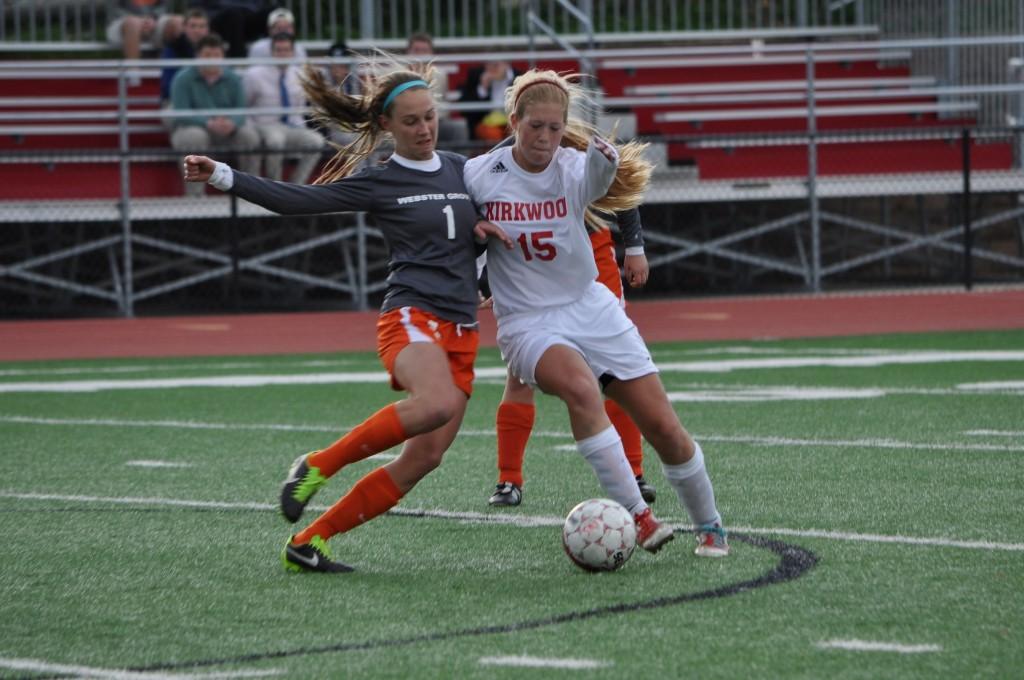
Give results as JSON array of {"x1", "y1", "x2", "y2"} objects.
[
  {"x1": 577, "y1": 426, "x2": 647, "y2": 515},
  {"x1": 661, "y1": 442, "x2": 722, "y2": 528}
]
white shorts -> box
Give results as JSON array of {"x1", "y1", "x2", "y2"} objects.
[{"x1": 497, "y1": 280, "x2": 658, "y2": 388}]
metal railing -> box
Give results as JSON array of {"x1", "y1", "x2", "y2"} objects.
[{"x1": 2, "y1": 44, "x2": 1024, "y2": 317}]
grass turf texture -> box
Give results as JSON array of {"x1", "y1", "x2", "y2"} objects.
[{"x1": 0, "y1": 329, "x2": 1022, "y2": 678}]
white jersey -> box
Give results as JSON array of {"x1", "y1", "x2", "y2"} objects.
[{"x1": 464, "y1": 142, "x2": 618, "y2": 319}]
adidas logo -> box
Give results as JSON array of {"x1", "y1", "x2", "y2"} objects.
[{"x1": 490, "y1": 161, "x2": 509, "y2": 173}]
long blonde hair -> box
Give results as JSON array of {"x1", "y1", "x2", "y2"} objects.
[
  {"x1": 505, "y1": 69, "x2": 652, "y2": 224},
  {"x1": 302, "y1": 54, "x2": 438, "y2": 184}
]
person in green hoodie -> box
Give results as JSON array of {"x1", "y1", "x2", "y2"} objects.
[{"x1": 170, "y1": 33, "x2": 260, "y2": 197}]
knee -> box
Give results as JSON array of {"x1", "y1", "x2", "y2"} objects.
[
  {"x1": 557, "y1": 374, "x2": 603, "y2": 415},
  {"x1": 172, "y1": 126, "x2": 208, "y2": 150},
  {"x1": 644, "y1": 415, "x2": 689, "y2": 454},
  {"x1": 413, "y1": 389, "x2": 461, "y2": 431},
  {"x1": 235, "y1": 125, "x2": 260, "y2": 149},
  {"x1": 262, "y1": 130, "x2": 286, "y2": 150}
]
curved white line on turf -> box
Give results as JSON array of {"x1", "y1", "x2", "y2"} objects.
[
  {"x1": 2, "y1": 491, "x2": 1023, "y2": 552},
  {"x1": 816, "y1": 640, "x2": 942, "y2": 654},
  {"x1": 0, "y1": 657, "x2": 283, "y2": 679},
  {"x1": 478, "y1": 655, "x2": 611, "y2": 669}
]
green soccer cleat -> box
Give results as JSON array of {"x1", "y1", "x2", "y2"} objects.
[
  {"x1": 282, "y1": 535, "x2": 354, "y2": 573},
  {"x1": 280, "y1": 452, "x2": 327, "y2": 523}
]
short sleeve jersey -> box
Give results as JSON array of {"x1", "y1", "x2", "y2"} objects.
[
  {"x1": 463, "y1": 144, "x2": 616, "y2": 319},
  {"x1": 229, "y1": 151, "x2": 480, "y2": 325}
]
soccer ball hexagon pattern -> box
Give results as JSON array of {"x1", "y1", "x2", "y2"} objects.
[{"x1": 561, "y1": 498, "x2": 637, "y2": 572}]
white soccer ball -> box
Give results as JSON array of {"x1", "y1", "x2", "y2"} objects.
[{"x1": 562, "y1": 498, "x2": 637, "y2": 572}]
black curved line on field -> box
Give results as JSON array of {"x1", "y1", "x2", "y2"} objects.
[{"x1": 110, "y1": 532, "x2": 820, "y2": 675}]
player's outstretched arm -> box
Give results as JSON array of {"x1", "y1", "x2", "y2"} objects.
[{"x1": 184, "y1": 155, "x2": 372, "y2": 216}]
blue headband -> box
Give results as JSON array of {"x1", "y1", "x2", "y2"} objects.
[{"x1": 382, "y1": 79, "x2": 429, "y2": 111}]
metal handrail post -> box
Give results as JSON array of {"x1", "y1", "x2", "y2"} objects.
[
  {"x1": 806, "y1": 48, "x2": 821, "y2": 291},
  {"x1": 357, "y1": 212, "x2": 368, "y2": 311},
  {"x1": 962, "y1": 128, "x2": 973, "y2": 290},
  {"x1": 359, "y1": 0, "x2": 375, "y2": 40},
  {"x1": 117, "y1": 64, "x2": 134, "y2": 317}
]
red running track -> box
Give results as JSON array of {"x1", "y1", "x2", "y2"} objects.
[{"x1": 1, "y1": 287, "x2": 1022, "y2": 362}]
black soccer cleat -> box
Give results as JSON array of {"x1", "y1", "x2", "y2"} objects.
[
  {"x1": 280, "y1": 452, "x2": 327, "y2": 523},
  {"x1": 487, "y1": 481, "x2": 522, "y2": 507},
  {"x1": 282, "y1": 535, "x2": 354, "y2": 573},
  {"x1": 636, "y1": 474, "x2": 657, "y2": 504}
]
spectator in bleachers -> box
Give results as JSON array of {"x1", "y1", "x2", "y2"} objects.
[
  {"x1": 459, "y1": 59, "x2": 519, "y2": 141},
  {"x1": 406, "y1": 32, "x2": 468, "y2": 147},
  {"x1": 243, "y1": 33, "x2": 325, "y2": 185},
  {"x1": 324, "y1": 40, "x2": 360, "y2": 95},
  {"x1": 170, "y1": 33, "x2": 260, "y2": 197},
  {"x1": 248, "y1": 7, "x2": 309, "y2": 60},
  {"x1": 318, "y1": 40, "x2": 362, "y2": 149},
  {"x1": 159, "y1": 9, "x2": 209, "y2": 104},
  {"x1": 106, "y1": 0, "x2": 182, "y2": 65},
  {"x1": 193, "y1": 0, "x2": 272, "y2": 59}
]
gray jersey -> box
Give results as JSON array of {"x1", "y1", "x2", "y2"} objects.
[{"x1": 229, "y1": 151, "x2": 481, "y2": 324}]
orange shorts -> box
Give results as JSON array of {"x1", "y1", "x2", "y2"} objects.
[
  {"x1": 589, "y1": 228, "x2": 623, "y2": 300},
  {"x1": 376, "y1": 306, "x2": 479, "y2": 397}
]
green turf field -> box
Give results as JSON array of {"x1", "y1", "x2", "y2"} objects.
[{"x1": 1, "y1": 329, "x2": 1022, "y2": 679}]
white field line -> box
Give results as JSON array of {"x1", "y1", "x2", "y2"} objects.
[
  {"x1": 4, "y1": 415, "x2": 1024, "y2": 453},
  {"x1": 0, "y1": 358, "x2": 357, "y2": 378},
  {"x1": 656, "y1": 350, "x2": 1024, "y2": 373},
  {"x1": 816, "y1": 640, "x2": 942, "y2": 654},
  {"x1": 478, "y1": 655, "x2": 611, "y2": 669},
  {"x1": 125, "y1": 460, "x2": 194, "y2": 469},
  {"x1": 0, "y1": 657, "x2": 283, "y2": 679},
  {"x1": 2, "y1": 350, "x2": 1023, "y2": 393},
  {"x1": 957, "y1": 380, "x2": 1024, "y2": 391},
  {"x1": 0, "y1": 346, "x2": 917, "y2": 378},
  {"x1": 964, "y1": 430, "x2": 1024, "y2": 437},
  {"x1": 2, "y1": 491, "x2": 1023, "y2": 552}
]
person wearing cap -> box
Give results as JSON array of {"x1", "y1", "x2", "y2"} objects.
[
  {"x1": 248, "y1": 7, "x2": 308, "y2": 60},
  {"x1": 243, "y1": 32, "x2": 325, "y2": 184}
]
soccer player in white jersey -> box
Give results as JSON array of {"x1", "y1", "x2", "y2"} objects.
[
  {"x1": 464, "y1": 70, "x2": 729, "y2": 557},
  {"x1": 185, "y1": 58, "x2": 512, "y2": 573}
]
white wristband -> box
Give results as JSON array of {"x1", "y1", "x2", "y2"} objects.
[
  {"x1": 625, "y1": 246, "x2": 645, "y2": 256},
  {"x1": 208, "y1": 161, "x2": 234, "y2": 191}
]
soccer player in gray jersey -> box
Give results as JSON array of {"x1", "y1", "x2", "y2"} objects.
[{"x1": 185, "y1": 61, "x2": 511, "y2": 573}]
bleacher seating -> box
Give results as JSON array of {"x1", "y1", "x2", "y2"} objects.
[{"x1": 0, "y1": 38, "x2": 1016, "y2": 206}]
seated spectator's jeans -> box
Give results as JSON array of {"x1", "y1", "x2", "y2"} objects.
[
  {"x1": 171, "y1": 124, "x2": 260, "y2": 197},
  {"x1": 253, "y1": 122, "x2": 325, "y2": 185}
]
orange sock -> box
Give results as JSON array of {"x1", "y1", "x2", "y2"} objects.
[
  {"x1": 495, "y1": 402, "x2": 535, "y2": 487},
  {"x1": 605, "y1": 399, "x2": 644, "y2": 477},
  {"x1": 294, "y1": 467, "x2": 403, "y2": 544},
  {"x1": 308, "y1": 404, "x2": 407, "y2": 478}
]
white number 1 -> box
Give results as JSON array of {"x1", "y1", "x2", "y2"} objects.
[{"x1": 442, "y1": 204, "x2": 455, "y2": 240}]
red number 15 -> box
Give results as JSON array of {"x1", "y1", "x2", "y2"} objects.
[{"x1": 517, "y1": 230, "x2": 557, "y2": 261}]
